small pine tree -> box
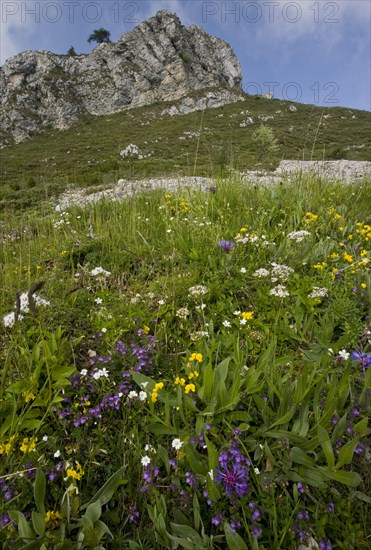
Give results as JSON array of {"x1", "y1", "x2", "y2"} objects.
[
  {"x1": 252, "y1": 125, "x2": 279, "y2": 161},
  {"x1": 67, "y1": 46, "x2": 77, "y2": 56}
]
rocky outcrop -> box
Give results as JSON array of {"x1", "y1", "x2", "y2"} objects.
[{"x1": 0, "y1": 10, "x2": 242, "y2": 146}]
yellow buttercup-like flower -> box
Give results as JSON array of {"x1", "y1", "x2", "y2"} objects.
[
  {"x1": 189, "y1": 353, "x2": 203, "y2": 363},
  {"x1": 241, "y1": 311, "x2": 254, "y2": 320}
]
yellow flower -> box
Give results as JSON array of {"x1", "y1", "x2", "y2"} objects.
[
  {"x1": 142, "y1": 325, "x2": 150, "y2": 334},
  {"x1": 305, "y1": 212, "x2": 318, "y2": 223},
  {"x1": 184, "y1": 383, "x2": 196, "y2": 394},
  {"x1": 343, "y1": 252, "x2": 353, "y2": 263},
  {"x1": 189, "y1": 353, "x2": 203, "y2": 363},
  {"x1": 66, "y1": 462, "x2": 84, "y2": 481},
  {"x1": 240, "y1": 227, "x2": 248, "y2": 233},
  {"x1": 348, "y1": 234, "x2": 353, "y2": 240},
  {"x1": 175, "y1": 377, "x2": 186, "y2": 386},
  {"x1": 20, "y1": 437, "x2": 37, "y2": 453},
  {"x1": 241, "y1": 311, "x2": 254, "y2": 320},
  {"x1": 188, "y1": 371, "x2": 199, "y2": 380},
  {"x1": 361, "y1": 283, "x2": 367, "y2": 289},
  {"x1": 328, "y1": 252, "x2": 339, "y2": 260},
  {"x1": 313, "y1": 262, "x2": 327, "y2": 270},
  {"x1": 22, "y1": 390, "x2": 36, "y2": 403},
  {"x1": 151, "y1": 382, "x2": 164, "y2": 403},
  {"x1": 360, "y1": 250, "x2": 368, "y2": 257},
  {"x1": 44, "y1": 510, "x2": 62, "y2": 523}
]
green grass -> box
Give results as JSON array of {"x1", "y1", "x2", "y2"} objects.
[
  {"x1": 1, "y1": 89, "x2": 370, "y2": 210},
  {"x1": 0, "y1": 174, "x2": 370, "y2": 548}
]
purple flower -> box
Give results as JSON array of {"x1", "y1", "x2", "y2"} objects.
[
  {"x1": 207, "y1": 186, "x2": 217, "y2": 194},
  {"x1": 216, "y1": 441, "x2": 250, "y2": 501},
  {"x1": 327, "y1": 502, "x2": 335, "y2": 513},
  {"x1": 211, "y1": 513, "x2": 223, "y2": 526},
  {"x1": 319, "y1": 539, "x2": 333, "y2": 550},
  {"x1": 351, "y1": 351, "x2": 371, "y2": 369},
  {"x1": 219, "y1": 240, "x2": 236, "y2": 253}
]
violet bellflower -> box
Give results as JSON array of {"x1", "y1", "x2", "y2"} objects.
[{"x1": 215, "y1": 440, "x2": 250, "y2": 501}]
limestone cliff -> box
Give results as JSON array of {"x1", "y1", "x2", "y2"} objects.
[{"x1": 0, "y1": 10, "x2": 242, "y2": 145}]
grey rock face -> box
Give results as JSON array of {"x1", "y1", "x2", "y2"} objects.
[{"x1": 0, "y1": 10, "x2": 242, "y2": 145}]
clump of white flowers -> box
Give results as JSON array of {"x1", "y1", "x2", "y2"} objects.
[
  {"x1": 90, "y1": 266, "x2": 111, "y2": 278},
  {"x1": 269, "y1": 285, "x2": 290, "y2": 298},
  {"x1": 308, "y1": 287, "x2": 329, "y2": 299},
  {"x1": 3, "y1": 290, "x2": 50, "y2": 328},
  {"x1": 287, "y1": 230, "x2": 311, "y2": 242},
  {"x1": 188, "y1": 285, "x2": 208, "y2": 298},
  {"x1": 270, "y1": 263, "x2": 294, "y2": 282}
]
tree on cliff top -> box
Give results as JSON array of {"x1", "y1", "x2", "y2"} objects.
[{"x1": 87, "y1": 29, "x2": 111, "y2": 44}]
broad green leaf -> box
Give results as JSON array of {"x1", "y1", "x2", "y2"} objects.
[
  {"x1": 8, "y1": 511, "x2": 36, "y2": 541},
  {"x1": 34, "y1": 469, "x2": 46, "y2": 516},
  {"x1": 224, "y1": 522, "x2": 248, "y2": 549},
  {"x1": 84, "y1": 466, "x2": 126, "y2": 509},
  {"x1": 170, "y1": 523, "x2": 204, "y2": 545},
  {"x1": 318, "y1": 425, "x2": 335, "y2": 467},
  {"x1": 84, "y1": 500, "x2": 102, "y2": 524},
  {"x1": 336, "y1": 438, "x2": 360, "y2": 468},
  {"x1": 320, "y1": 468, "x2": 361, "y2": 487},
  {"x1": 290, "y1": 447, "x2": 315, "y2": 467},
  {"x1": 31, "y1": 511, "x2": 45, "y2": 537},
  {"x1": 185, "y1": 443, "x2": 207, "y2": 475}
]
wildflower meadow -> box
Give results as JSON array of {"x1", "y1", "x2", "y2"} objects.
[{"x1": 0, "y1": 175, "x2": 370, "y2": 549}]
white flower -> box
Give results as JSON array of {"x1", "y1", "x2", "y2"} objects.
[
  {"x1": 338, "y1": 349, "x2": 350, "y2": 360},
  {"x1": 269, "y1": 285, "x2": 290, "y2": 298},
  {"x1": 100, "y1": 368, "x2": 109, "y2": 378},
  {"x1": 54, "y1": 450, "x2": 61, "y2": 458},
  {"x1": 253, "y1": 268, "x2": 270, "y2": 278},
  {"x1": 254, "y1": 467, "x2": 260, "y2": 475},
  {"x1": 308, "y1": 287, "x2": 328, "y2": 299},
  {"x1": 80, "y1": 369, "x2": 88, "y2": 377},
  {"x1": 176, "y1": 307, "x2": 190, "y2": 319},
  {"x1": 128, "y1": 391, "x2": 138, "y2": 399},
  {"x1": 240, "y1": 319, "x2": 247, "y2": 325},
  {"x1": 270, "y1": 263, "x2": 294, "y2": 282},
  {"x1": 172, "y1": 438, "x2": 183, "y2": 450},
  {"x1": 188, "y1": 285, "x2": 208, "y2": 297},
  {"x1": 139, "y1": 391, "x2": 147, "y2": 401},
  {"x1": 42, "y1": 436, "x2": 48, "y2": 442},
  {"x1": 90, "y1": 266, "x2": 111, "y2": 277},
  {"x1": 3, "y1": 312, "x2": 16, "y2": 328},
  {"x1": 101, "y1": 327, "x2": 107, "y2": 333},
  {"x1": 141, "y1": 455, "x2": 151, "y2": 466},
  {"x1": 233, "y1": 310, "x2": 241, "y2": 316},
  {"x1": 287, "y1": 230, "x2": 311, "y2": 242},
  {"x1": 240, "y1": 267, "x2": 247, "y2": 273},
  {"x1": 222, "y1": 320, "x2": 231, "y2": 328},
  {"x1": 95, "y1": 298, "x2": 103, "y2": 304},
  {"x1": 158, "y1": 299, "x2": 165, "y2": 305}
]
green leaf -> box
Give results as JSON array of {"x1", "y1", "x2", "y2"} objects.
[
  {"x1": 185, "y1": 444, "x2": 207, "y2": 475},
  {"x1": 336, "y1": 437, "x2": 360, "y2": 468},
  {"x1": 84, "y1": 500, "x2": 102, "y2": 524},
  {"x1": 170, "y1": 523, "x2": 204, "y2": 545},
  {"x1": 353, "y1": 417, "x2": 369, "y2": 436},
  {"x1": 8, "y1": 510, "x2": 36, "y2": 541},
  {"x1": 31, "y1": 511, "x2": 45, "y2": 537},
  {"x1": 318, "y1": 425, "x2": 335, "y2": 468},
  {"x1": 224, "y1": 522, "x2": 248, "y2": 549},
  {"x1": 83, "y1": 466, "x2": 126, "y2": 509},
  {"x1": 34, "y1": 469, "x2": 46, "y2": 516},
  {"x1": 290, "y1": 447, "x2": 315, "y2": 467},
  {"x1": 320, "y1": 468, "x2": 361, "y2": 487}
]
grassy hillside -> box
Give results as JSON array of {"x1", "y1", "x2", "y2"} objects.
[
  {"x1": 0, "y1": 89, "x2": 370, "y2": 210},
  {"x1": 0, "y1": 175, "x2": 370, "y2": 547}
]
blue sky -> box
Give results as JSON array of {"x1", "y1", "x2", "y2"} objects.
[{"x1": 1, "y1": 0, "x2": 370, "y2": 110}]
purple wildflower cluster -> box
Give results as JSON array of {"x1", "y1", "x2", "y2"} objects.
[
  {"x1": 292, "y1": 509, "x2": 311, "y2": 543},
  {"x1": 215, "y1": 440, "x2": 250, "y2": 501},
  {"x1": 0, "y1": 478, "x2": 14, "y2": 502},
  {"x1": 141, "y1": 465, "x2": 160, "y2": 492},
  {"x1": 54, "y1": 332, "x2": 158, "y2": 429}
]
